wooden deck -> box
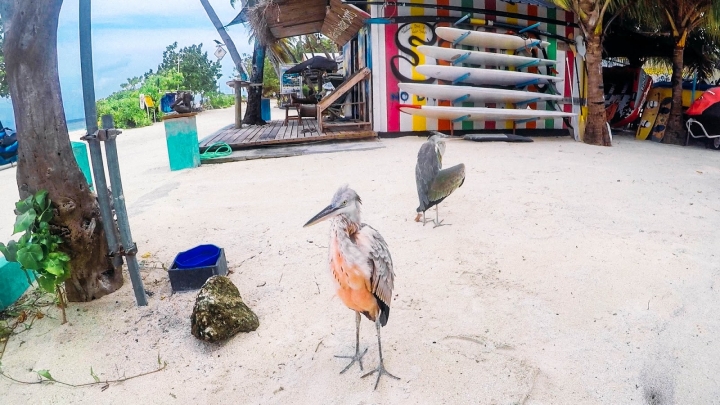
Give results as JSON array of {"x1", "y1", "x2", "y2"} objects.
[{"x1": 199, "y1": 119, "x2": 376, "y2": 150}]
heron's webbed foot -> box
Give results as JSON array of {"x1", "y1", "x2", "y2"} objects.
[
  {"x1": 335, "y1": 347, "x2": 368, "y2": 374},
  {"x1": 361, "y1": 360, "x2": 400, "y2": 390}
]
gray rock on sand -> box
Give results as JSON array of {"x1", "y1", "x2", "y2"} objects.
[{"x1": 191, "y1": 276, "x2": 259, "y2": 342}]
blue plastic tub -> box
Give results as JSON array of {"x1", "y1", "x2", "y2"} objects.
[{"x1": 174, "y1": 244, "x2": 221, "y2": 269}]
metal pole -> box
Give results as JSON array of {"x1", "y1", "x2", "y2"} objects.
[
  {"x1": 80, "y1": 0, "x2": 146, "y2": 306},
  {"x1": 102, "y1": 115, "x2": 147, "y2": 306},
  {"x1": 79, "y1": 0, "x2": 122, "y2": 265}
]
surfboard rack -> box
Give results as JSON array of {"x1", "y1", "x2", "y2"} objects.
[
  {"x1": 515, "y1": 78, "x2": 540, "y2": 88},
  {"x1": 516, "y1": 59, "x2": 540, "y2": 69},
  {"x1": 451, "y1": 52, "x2": 471, "y2": 66},
  {"x1": 452, "y1": 94, "x2": 471, "y2": 104},
  {"x1": 454, "y1": 14, "x2": 470, "y2": 26},
  {"x1": 515, "y1": 40, "x2": 541, "y2": 53},
  {"x1": 452, "y1": 31, "x2": 471, "y2": 47},
  {"x1": 452, "y1": 73, "x2": 471, "y2": 85},
  {"x1": 519, "y1": 22, "x2": 541, "y2": 34},
  {"x1": 515, "y1": 98, "x2": 540, "y2": 107}
]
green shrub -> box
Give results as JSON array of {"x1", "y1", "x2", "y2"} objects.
[
  {"x1": 206, "y1": 92, "x2": 235, "y2": 109},
  {"x1": 96, "y1": 90, "x2": 152, "y2": 129}
]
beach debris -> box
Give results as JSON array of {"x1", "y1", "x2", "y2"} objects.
[{"x1": 190, "y1": 276, "x2": 259, "y2": 342}]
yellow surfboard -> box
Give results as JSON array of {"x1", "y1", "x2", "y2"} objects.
[
  {"x1": 650, "y1": 97, "x2": 673, "y2": 143},
  {"x1": 636, "y1": 88, "x2": 662, "y2": 140}
]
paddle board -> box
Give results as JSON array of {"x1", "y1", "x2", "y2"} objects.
[
  {"x1": 464, "y1": 134, "x2": 533, "y2": 142},
  {"x1": 650, "y1": 98, "x2": 673, "y2": 142},
  {"x1": 399, "y1": 105, "x2": 575, "y2": 121},
  {"x1": 417, "y1": 45, "x2": 556, "y2": 68},
  {"x1": 603, "y1": 66, "x2": 653, "y2": 128},
  {"x1": 436, "y1": 27, "x2": 550, "y2": 50},
  {"x1": 398, "y1": 83, "x2": 564, "y2": 104},
  {"x1": 636, "y1": 88, "x2": 662, "y2": 140},
  {"x1": 415, "y1": 65, "x2": 562, "y2": 87}
]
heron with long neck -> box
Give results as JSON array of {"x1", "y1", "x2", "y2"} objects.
[
  {"x1": 415, "y1": 133, "x2": 466, "y2": 227},
  {"x1": 304, "y1": 185, "x2": 399, "y2": 389}
]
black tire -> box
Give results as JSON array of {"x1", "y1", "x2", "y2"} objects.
[{"x1": 707, "y1": 137, "x2": 720, "y2": 150}]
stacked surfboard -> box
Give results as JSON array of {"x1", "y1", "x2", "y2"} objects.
[{"x1": 399, "y1": 26, "x2": 575, "y2": 124}]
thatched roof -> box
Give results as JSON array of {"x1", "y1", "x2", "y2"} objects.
[{"x1": 244, "y1": 0, "x2": 368, "y2": 46}]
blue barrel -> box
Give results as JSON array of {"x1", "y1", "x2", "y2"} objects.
[
  {"x1": 163, "y1": 114, "x2": 201, "y2": 171},
  {"x1": 71, "y1": 141, "x2": 94, "y2": 191},
  {"x1": 261, "y1": 98, "x2": 271, "y2": 121}
]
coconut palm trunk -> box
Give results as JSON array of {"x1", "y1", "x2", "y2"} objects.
[
  {"x1": 584, "y1": 34, "x2": 612, "y2": 146},
  {"x1": 553, "y1": 0, "x2": 615, "y2": 146},
  {"x1": 663, "y1": 43, "x2": 686, "y2": 144}
]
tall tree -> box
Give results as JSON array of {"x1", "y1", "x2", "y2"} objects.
[
  {"x1": 157, "y1": 42, "x2": 222, "y2": 96},
  {"x1": 0, "y1": 0, "x2": 123, "y2": 301},
  {"x1": 637, "y1": 0, "x2": 720, "y2": 144},
  {"x1": 553, "y1": 0, "x2": 632, "y2": 146}
]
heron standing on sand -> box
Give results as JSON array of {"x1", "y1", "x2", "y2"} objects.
[
  {"x1": 415, "y1": 133, "x2": 466, "y2": 227},
  {"x1": 304, "y1": 185, "x2": 399, "y2": 389}
]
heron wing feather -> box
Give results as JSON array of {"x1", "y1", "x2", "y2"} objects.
[
  {"x1": 428, "y1": 163, "x2": 466, "y2": 203},
  {"x1": 415, "y1": 141, "x2": 440, "y2": 211},
  {"x1": 358, "y1": 225, "x2": 395, "y2": 311}
]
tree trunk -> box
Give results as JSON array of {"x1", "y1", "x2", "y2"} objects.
[
  {"x1": 663, "y1": 45, "x2": 686, "y2": 144},
  {"x1": 582, "y1": 34, "x2": 611, "y2": 146},
  {"x1": 243, "y1": 39, "x2": 266, "y2": 125},
  {"x1": 1, "y1": 0, "x2": 122, "y2": 301},
  {"x1": 199, "y1": 0, "x2": 243, "y2": 72}
]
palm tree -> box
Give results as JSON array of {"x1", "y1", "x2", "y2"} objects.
[
  {"x1": 632, "y1": 0, "x2": 720, "y2": 144},
  {"x1": 553, "y1": 0, "x2": 633, "y2": 146}
]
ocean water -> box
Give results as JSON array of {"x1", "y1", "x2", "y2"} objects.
[{"x1": 66, "y1": 118, "x2": 86, "y2": 132}]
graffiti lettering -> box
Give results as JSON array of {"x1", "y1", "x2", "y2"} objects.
[{"x1": 390, "y1": 23, "x2": 438, "y2": 84}]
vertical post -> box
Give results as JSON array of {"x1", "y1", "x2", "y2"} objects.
[
  {"x1": 234, "y1": 81, "x2": 243, "y2": 129},
  {"x1": 79, "y1": 0, "x2": 121, "y2": 266},
  {"x1": 102, "y1": 115, "x2": 147, "y2": 306},
  {"x1": 80, "y1": 0, "x2": 146, "y2": 306}
]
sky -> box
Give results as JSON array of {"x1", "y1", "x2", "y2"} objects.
[{"x1": 1, "y1": 0, "x2": 254, "y2": 128}]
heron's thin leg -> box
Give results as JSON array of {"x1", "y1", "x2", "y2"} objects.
[
  {"x1": 335, "y1": 311, "x2": 367, "y2": 374},
  {"x1": 422, "y1": 211, "x2": 427, "y2": 226},
  {"x1": 361, "y1": 318, "x2": 400, "y2": 389},
  {"x1": 433, "y1": 204, "x2": 446, "y2": 228}
]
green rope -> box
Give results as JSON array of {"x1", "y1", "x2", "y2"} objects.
[{"x1": 199, "y1": 142, "x2": 233, "y2": 160}]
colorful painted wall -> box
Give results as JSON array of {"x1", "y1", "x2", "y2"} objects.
[{"x1": 367, "y1": 0, "x2": 583, "y2": 134}]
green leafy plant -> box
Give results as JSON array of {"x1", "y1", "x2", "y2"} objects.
[{"x1": 0, "y1": 190, "x2": 71, "y2": 324}]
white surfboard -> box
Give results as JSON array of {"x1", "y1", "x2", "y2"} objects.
[
  {"x1": 415, "y1": 64, "x2": 562, "y2": 86},
  {"x1": 417, "y1": 45, "x2": 556, "y2": 68},
  {"x1": 398, "y1": 83, "x2": 564, "y2": 104},
  {"x1": 436, "y1": 27, "x2": 550, "y2": 50},
  {"x1": 399, "y1": 105, "x2": 575, "y2": 121}
]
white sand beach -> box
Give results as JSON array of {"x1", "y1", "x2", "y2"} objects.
[{"x1": 1, "y1": 106, "x2": 719, "y2": 404}]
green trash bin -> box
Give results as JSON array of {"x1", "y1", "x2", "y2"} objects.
[
  {"x1": 0, "y1": 256, "x2": 34, "y2": 311},
  {"x1": 71, "y1": 141, "x2": 94, "y2": 191},
  {"x1": 162, "y1": 114, "x2": 201, "y2": 171}
]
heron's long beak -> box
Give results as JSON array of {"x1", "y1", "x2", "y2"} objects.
[{"x1": 303, "y1": 204, "x2": 340, "y2": 227}]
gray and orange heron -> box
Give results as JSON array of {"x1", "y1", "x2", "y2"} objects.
[
  {"x1": 304, "y1": 185, "x2": 399, "y2": 389},
  {"x1": 415, "y1": 132, "x2": 466, "y2": 227}
]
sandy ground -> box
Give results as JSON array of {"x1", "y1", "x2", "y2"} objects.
[{"x1": 1, "y1": 106, "x2": 719, "y2": 404}]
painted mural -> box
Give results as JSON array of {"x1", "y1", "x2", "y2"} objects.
[{"x1": 368, "y1": 0, "x2": 582, "y2": 134}]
